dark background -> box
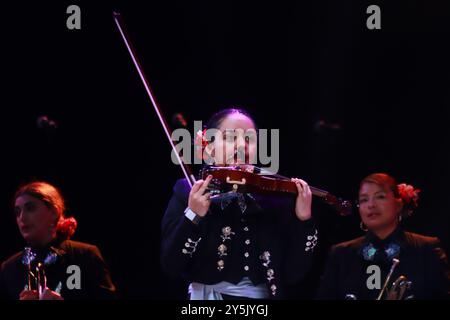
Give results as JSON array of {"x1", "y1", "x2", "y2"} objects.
[{"x1": 1, "y1": 0, "x2": 449, "y2": 299}]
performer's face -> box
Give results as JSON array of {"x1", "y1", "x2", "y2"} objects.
[
  {"x1": 209, "y1": 113, "x2": 257, "y2": 166},
  {"x1": 358, "y1": 182, "x2": 403, "y2": 232},
  {"x1": 15, "y1": 194, "x2": 56, "y2": 246}
]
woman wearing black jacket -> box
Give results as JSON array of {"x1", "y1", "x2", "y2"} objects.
[
  {"x1": 0, "y1": 181, "x2": 116, "y2": 300},
  {"x1": 161, "y1": 108, "x2": 318, "y2": 300},
  {"x1": 317, "y1": 173, "x2": 449, "y2": 300}
]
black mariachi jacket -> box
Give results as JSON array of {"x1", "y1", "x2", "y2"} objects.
[
  {"x1": 161, "y1": 179, "x2": 318, "y2": 299},
  {"x1": 317, "y1": 227, "x2": 450, "y2": 300},
  {"x1": 0, "y1": 239, "x2": 116, "y2": 300}
]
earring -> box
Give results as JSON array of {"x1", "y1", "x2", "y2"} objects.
[
  {"x1": 360, "y1": 221, "x2": 368, "y2": 232},
  {"x1": 202, "y1": 146, "x2": 215, "y2": 165},
  {"x1": 398, "y1": 215, "x2": 402, "y2": 223},
  {"x1": 204, "y1": 151, "x2": 215, "y2": 165}
]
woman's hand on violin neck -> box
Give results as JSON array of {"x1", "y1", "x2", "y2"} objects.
[
  {"x1": 188, "y1": 175, "x2": 213, "y2": 217},
  {"x1": 292, "y1": 178, "x2": 312, "y2": 221}
]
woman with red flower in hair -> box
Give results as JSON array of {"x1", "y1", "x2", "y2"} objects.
[
  {"x1": 161, "y1": 108, "x2": 317, "y2": 300},
  {"x1": 0, "y1": 181, "x2": 116, "y2": 300},
  {"x1": 317, "y1": 173, "x2": 449, "y2": 300}
]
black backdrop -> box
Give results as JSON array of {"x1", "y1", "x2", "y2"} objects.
[{"x1": 1, "y1": 0, "x2": 449, "y2": 299}]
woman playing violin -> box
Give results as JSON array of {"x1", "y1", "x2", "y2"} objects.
[{"x1": 161, "y1": 108, "x2": 318, "y2": 300}]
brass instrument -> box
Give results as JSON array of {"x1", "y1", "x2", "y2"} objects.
[
  {"x1": 22, "y1": 247, "x2": 37, "y2": 291},
  {"x1": 378, "y1": 258, "x2": 413, "y2": 300},
  {"x1": 22, "y1": 248, "x2": 46, "y2": 294},
  {"x1": 376, "y1": 258, "x2": 400, "y2": 300},
  {"x1": 36, "y1": 262, "x2": 47, "y2": 297},
  {"x1": 345, "y1": 258, "x2": 413, "y2": 300}
]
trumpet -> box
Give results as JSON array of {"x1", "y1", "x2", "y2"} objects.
[
  {"x1": 22, "y1": 247, "x2": 37, "y2": 291},
  {"x1": 22, "y1": 248, "x2": 46, "y2": 294},
  {"x1": 22, "y1": 247, "x2": 61, "y2": 297},
  {"x1": 378, "y1": 258, "x2": 413, "y2": 300},
  {"x1": 345, "y1": 258, "x2": 413, "y2": 300},
  {"x1": 376, "y1": 258, "x2": 400, "y2": 300},
  {"x1": 36, "y1": 262, "x2": 47, "y2": 297}
]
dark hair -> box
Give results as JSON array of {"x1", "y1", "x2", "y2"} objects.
[
  {"x1": 206, "y1": 108, "x2": 257, "y2": 130},
  {"x1": 360, "y1": 173, "x2": 420, "y2": 217},
  {"x1": 14, "y1": 181, "x2": 77, "y2": 240}
]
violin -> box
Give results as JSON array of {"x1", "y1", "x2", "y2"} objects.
[
  {"x1": 113, "y1": 12, "x2": 352, "y2": 216},
  {"x1": 201, "y1": 166, "x2": 352, "y2": 216}
]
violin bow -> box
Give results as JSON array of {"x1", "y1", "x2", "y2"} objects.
[
  {"x1": 113, "y1": 12, "x2": 196, "y2": 188},
  {"x1": 113, "y1": 12, "x2": 352, "y2": 217}
]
